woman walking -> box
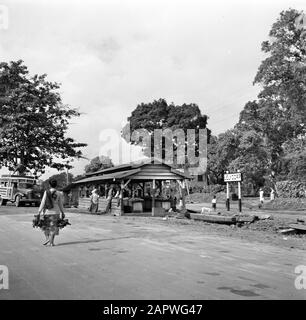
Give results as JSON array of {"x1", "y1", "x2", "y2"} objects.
[{"x1": 37, "y1": 179, "x2": 65, "y2": 246}]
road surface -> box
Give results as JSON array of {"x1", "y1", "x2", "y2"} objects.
[{"x1": 0, "y1": 206, "x2": 305, "y2": 299}]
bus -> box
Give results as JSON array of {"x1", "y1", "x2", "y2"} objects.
[{"x1": 0, "y1": 175, "x2": 43, "y2": 207}]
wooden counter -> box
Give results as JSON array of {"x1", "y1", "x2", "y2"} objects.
[
  {"x1": 78, "y1": 197, "x2": 170, "y2": 215},
  {"x1": 78, "y1": 197, "x2": 121, "y2": 215}
]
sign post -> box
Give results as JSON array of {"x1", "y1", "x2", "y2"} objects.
[
  {"x1": 152, "y1": 179, "x2": 156, "y2": 217},
  {"x1": 224, "y1": 171, "x2": 242, "y2": 212},
  {"x1": 225, "y1": 171, "x2": 230, "y2": 211},
  {"x1": 237, "y1": 170, "x2": 242, "y2": 213}
]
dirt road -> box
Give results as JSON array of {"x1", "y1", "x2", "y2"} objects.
[{"x1": 0, "y1": 206, "x2": 305, "y2": 299}]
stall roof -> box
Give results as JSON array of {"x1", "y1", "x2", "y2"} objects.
[
  {"x1": 74, "y1": 161, "x2": 191, "y2": 186},
  {"x1": 74, "y1": 169, "x2": 141, "y2": 184},
  {"x1": 85, "y1": 158, "x2": 182, "y2": 177},
  {"x1": 85, "y1": 162, "x2": 141, "y2": 177}
]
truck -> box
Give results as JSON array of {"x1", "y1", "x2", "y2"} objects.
[{"x1": 0, "y1": 175, "x2": 43, "y2": 207}]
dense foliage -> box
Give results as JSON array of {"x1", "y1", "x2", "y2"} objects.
[
  {"x1": 208, "y1": 9, "x2": 306, "y2": 194},
  {"x1": 84, "y1": 155, "x2": 114, "y2": 174},
  {"x1": 0, "y1": 60, "x2": 87, "y2": 175},
  {"x1": 122, "y1": 98, "x2": 210, "y2": 168}
]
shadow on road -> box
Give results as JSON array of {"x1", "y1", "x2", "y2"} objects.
[{"x1": 56, "y1": 236, "x2": 133, "y2": 246}]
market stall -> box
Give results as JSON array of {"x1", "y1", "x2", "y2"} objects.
[{"x1": 72, "y1": 159, "x2": 191, "y2": 216}]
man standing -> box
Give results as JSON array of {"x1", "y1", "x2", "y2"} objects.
[
  {"x1": 89, "y1": 188, "x2": 100, "y2": 213},
  {"x1": 105, "y1": 185, "x2": 114, "y2": 214},
  {"x1": 211, "y1": 195, "x2": 217, "y2": 212},
  {"x1": 259, "y1": 188, "x2": 264, "y2": 207}
]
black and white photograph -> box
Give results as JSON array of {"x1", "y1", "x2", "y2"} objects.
[{"x1": 0, "y1": 0, "x2": 305, "y2": 311}]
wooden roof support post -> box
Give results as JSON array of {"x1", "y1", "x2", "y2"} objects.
[
  {"x1": 123, "y1": 179, "x2": 131, "y2": 189},
  {"x1": 120, "y1": 180, "x2": 124, "y2": 216},
  {"x1": 104, "y1": 184, "x2": 108, "y2": 199},
  {"x1": 152, "y1": 179, "x2": 156, "y2": 217},
  {"x1": 181, "y1": 179, "x2": 186, "y2": 210},
  {"x1": 177, "y1": 179, "x2": 186, "y2": 208}
]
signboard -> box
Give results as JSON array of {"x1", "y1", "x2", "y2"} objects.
[{"x1": 224, "y1": 172, "x2": 242, "y2": 182}]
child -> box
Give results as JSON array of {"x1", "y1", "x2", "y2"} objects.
[{"x1": 212, "y1": 195, "x2": 217, "y2": 211}]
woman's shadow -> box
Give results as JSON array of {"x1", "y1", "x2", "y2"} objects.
[{"x1": 56, "y1": 236, "x2": 132, "y2": 246}]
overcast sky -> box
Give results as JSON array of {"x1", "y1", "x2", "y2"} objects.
[{"x1": 0, "y1": 0, "x2": 305, "y2": 178}]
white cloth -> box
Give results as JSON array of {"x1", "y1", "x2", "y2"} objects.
[{"x1": 91, "y1": 193, "x2": 99, "y2": 204}]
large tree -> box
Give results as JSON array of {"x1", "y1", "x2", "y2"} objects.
[
  {"x1": 122, "y1": 98, "x2": 210, "y2": 168},
  {"x1": 0, "y1": 60, "x2": 87, "y2": 175},
  {"x1": 237, "y1": 9, "x2": 306, "y2": 175},
  {"x1": 277, "y1": 136, "x2": 306, "y2": 181},
  {"x1": 254, "y1": 9, "x2": 306, "y2": 114},
  {"x1": 209, "y1": 9, "x2": 306, "y2": 192},
  {"x1": 84, "y1": 155, "x2": 114, "y2": 174}
]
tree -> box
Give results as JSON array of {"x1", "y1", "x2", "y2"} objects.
[
  {"x1": 254, "y1": 10, "x2": 306, "y2": 109},
  {"x1": 228, "y1": 130, "x2": 269, "y2": 192},
  {"x1": 122, "y1": 98, "x2": 210, "y2": 168},
  {"x1": 42, "y1": 172, "x2": 74, "y2": 190},
  {"x1": 207, "y1": 129, "x2": 240, "y2": 185},
  {"x1": 238, "y1": 9, "x2": 306, "y2": 176},
  {"x1": 0, "y1": 60, "x2": 87, "y2": 175},
  {"x1": 84, "y1": 155, "x2": 113, "y2": 174},
  {"x1": 277, "y1": 136, "x2": 306, "y2": 181},
  {"x1": 207, "y1": 9, "x2": 306, "y2": 193}
]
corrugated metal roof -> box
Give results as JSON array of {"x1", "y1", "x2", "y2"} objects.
[
  {"x1": 75, "y1": 159, "x2": 191, "y2": 185},
  {"x1": 85, "y1": 158, "x2": 181, "y2": 177},
  {"x1": 74, "y1": 168, "x2": 141, "y2": 184}
]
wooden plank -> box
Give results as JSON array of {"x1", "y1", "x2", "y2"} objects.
[
  {"x1": 143, "y1": 164, "x2": 169, "y2": 169},
  {"x1": 78, "y1": 198, "x2": 109, "y2": 211},
  {"x1": 140, "y1": 165, "x2": 170, "y2": 170},
  {"x1": 278, "y1": 228, "x2": 296, "y2": 234},
  {"x1": 190, "y1": 213, "x2": 236, "y2": 224},
  {"x1": 289, "y1": 224, "x2": 306, "y2": 231},
  {"x1": 134, "y1": 172, "x2": 177, "y2": 176},
  {"x1": 236, "y1": 215, "x2": 256, "y2": 223},
  {"x1": 139, "y1": 169, "x2": 170, "y2": 173},
  {"x1": 129, "y1": 175, "x2": 180, "y2": 180}
]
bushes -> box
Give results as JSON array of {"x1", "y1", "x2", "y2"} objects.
[{"x1": 276, "y1": 181, "x2": 306, "y2": 198}]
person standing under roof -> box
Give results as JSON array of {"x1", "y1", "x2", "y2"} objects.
[{"x1": 89, "y1": 188, "x2": 100, "y2": 213}]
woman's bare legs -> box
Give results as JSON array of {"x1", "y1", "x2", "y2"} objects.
[
  {"x1": 43, "y1": 231, "x2": 50, "y2": 245},
  {"x1": 49, "y1": 232, "x2": 56, "y2": 246}
]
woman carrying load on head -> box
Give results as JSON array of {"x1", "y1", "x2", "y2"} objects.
[{"x1": 37, "y1": 179, "x2": 65, "y2": 246}]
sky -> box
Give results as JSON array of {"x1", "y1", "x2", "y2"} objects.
[{"x1": 0, "y1": 0, "x2": 305, "y2": 178}]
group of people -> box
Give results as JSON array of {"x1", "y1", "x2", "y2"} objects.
[
  {"x1": 210, "y1": 188, "x2": 276, "y2": 211},
  {"x1": 88, "y1": 185, "x2": 118, "y2": 214},
  {"x1": 259, "y1": 187, "x2": 275, "y2": 204}
]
